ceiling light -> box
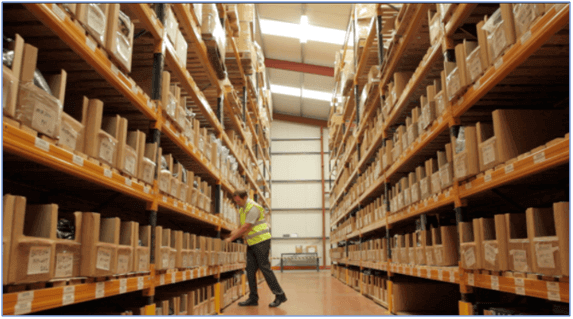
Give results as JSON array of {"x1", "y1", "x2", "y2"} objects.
[
  {"x1": 300, "y1": 15, "x2": 308, "y2": 43},
  {"x1": 260, "y1": 18, "x2": 349, "y2": 46},
  {"x1": 270, "y1": 84, "x2": 300, "y2": 97},
  {"x1": 271, "y1": 84, "x2": 332, "y2": 102}
]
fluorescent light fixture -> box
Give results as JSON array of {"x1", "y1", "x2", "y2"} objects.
[
  {"x1": 260, "y1": 18, "x2": 348, "y2": 46},
  {"x1": 300, "y1": 15, "x2": 308, "y2": 43},
  {"x1": 270, "y1": 84, "x2": 332, "y2": 102}
]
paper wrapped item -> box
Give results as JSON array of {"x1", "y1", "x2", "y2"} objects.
[
  {"x1": 16, "y1": 82, "x2": 63, "y2": 139},
  {"x1": 58, "y1": 112, "x2": 84, "y2": 152}
]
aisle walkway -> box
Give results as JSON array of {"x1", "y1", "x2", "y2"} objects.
[{"x1": 222, "y1": 270, "x2": 389, "y2": 316}]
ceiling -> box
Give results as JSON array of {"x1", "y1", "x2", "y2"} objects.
[{"x1": 256, "y1": 4, "x2": 353, "y2": 121}]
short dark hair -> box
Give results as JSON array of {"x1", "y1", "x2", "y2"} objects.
[{"x1": 233, "y1": 189, "x2": 248, "y2": 199}]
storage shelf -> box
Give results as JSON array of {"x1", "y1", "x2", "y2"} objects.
[
  {"x1": 3, "y1": 274, "x2": 152, "y2": 315},
  {"x1": 389, "y1": 263, "x2": 460, "y2": 284},
  {"x1": 3, "y1": 124, "x2": 155, "y2": 203},
  {"x1": 154, "y1": 264, "x2": 245, "y2": 288},
  {"x1": 24, "y1": 4, "x2": 158, "y2": 122},
  {"x1": 387, "y1": 187, "x2": 455, "y2": 225},
  {"x1": 127, "y1": 3, "x2": 164, "y2": 40}
]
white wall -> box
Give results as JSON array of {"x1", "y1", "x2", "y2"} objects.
[{"x1": 269, "y1": 120, "x2": 331, "y2": 267}]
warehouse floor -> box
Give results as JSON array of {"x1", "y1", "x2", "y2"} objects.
[{"x1": 223, "y1": 270, "x2": 388, "y2": 315}]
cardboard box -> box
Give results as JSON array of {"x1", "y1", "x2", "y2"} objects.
[
  {"x1": 155, "y1": 226, "x2": 171, "y2": 270},
  {"x1": 527, "y1": 203, "x2": 569, "y2": 276},
  {"x1": 439, "y1": 144, "x2": 454, "y2": 188},
  {"x1": 459, "y1": 219, "x2": 482, "y2": 269},
  {"x1": 135, "y1": 225, "x2": 151, "y2": 272},
  {"x1": 505, "y1": 213, "x2": 532, "y2": 272},
  {"x1": 478, "y1": 215, "x2": 508, "y2": 271},
  {"x1": 432, "y1": 225, "x2": 458, "y2": 266},
  {"x1": 106, "y1": 5, "x2": 134, "y2": 72},
  {"x1": 452, "y1": 126, "x2": 479, "y2": 181},
  {"x1": 58, "y1": 112, "x2": 85, "y2": 153},
  {"x1": 80, "y1": 213, "x2": 119, "y2": 277},
  {"x1": 76, "y1": 4, "x2": 110, "y2": 47},
  {"x1": 482, "y1": 5, "x2": 516, "y2": 62},
  {"x1": 117, "y1": 221, "x2": 136, "y2": 275}
]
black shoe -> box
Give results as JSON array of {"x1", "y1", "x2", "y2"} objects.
[
  {"x1": 239, "y1": 298, "x2": 258, "y2": 306},
  {"x1": 269, "y1": 293, "x2": 287, "y2": 307}
]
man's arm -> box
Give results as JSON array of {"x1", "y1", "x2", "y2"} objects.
[{"x1": 225, "y1": 222, "x2": 253, "y2": 242}]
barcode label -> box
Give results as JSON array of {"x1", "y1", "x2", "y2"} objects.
[
  {"x1": 516, "y1": 286, "x2": 526, "y2": 295},
  {"x1": 546, "y1": 282, "x2": 559, "y2": 291},
  {"x1": 62, "y1": 286, "x2": 75, "y2": 305},
  {"x1": 438, "y1": 269, "x2": 443, "y2": 280},
  {"x1": 119, "y1": 278, "x2": 127, "y2": 294},
  {"x1": 468, "y1": 273, "x2": 474, "y2": 286},
  {"x1": 137, "y1": 277, "x2": 144, "y2": 290},
  {"x1": 35, "y1": 137, "x2": 50, "y2": 152},
  {"x1": 86, "y1": 37, "x2": 97, "y2": 52},
  {"x1": 125, "y1": 178, "x2": 132, "y2": 186},
  {"x1": 163, "y1": 196, "x2": 167, "y2": 202},
  {"x1": 514, "y1": 278, "x2": 525, "y2": 286},
  {"x1": 104, "y1": 169, "x2": 112, "y2": 178},
  {"x1": 18, "y1": 291, "x2": 34, "y2": 302},
  {"x1": 491, "y1": 276, "x2": 499, "y2": 290},
  {"x1": 182, "y1": 271, "x2": 187, "y2": 281},
  {"x1": 14, "y1": 301, "x2": 32, "y2": 315},
  {"x1": 484, "y1": 174, "x2": 492, "y2": 183},
  {"x1": 548, "y1": 291, "x2": 561, "y2": 301},
  {"x1": 73, "y1": 155, "x2": 84, "y2": 166},
  {"x1": 144, "y1": 186, "x2": 150, "y2": 194},
  {"x1": 160, "y1": 274, "x2": 165, "y2": 285},
  {"x1": 533, "y1": 151, "x2": 546, "y2": 164},
  {"x1": 505, "y1": 164, "x2": 514, "y2": 174},
  {"x1": 95, "y1": 282, "x2": 105, "y2": 298},
  {"x1": 171, "y1": 272, "x2": 176, "y2": 283},
  {"x1": 465, "y1": 182, "x2": 472, "y2": 189}
]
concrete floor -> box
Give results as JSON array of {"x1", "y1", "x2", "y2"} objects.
[{"x1": 222, "y1": 270, "x2": 389, "y2": 316}]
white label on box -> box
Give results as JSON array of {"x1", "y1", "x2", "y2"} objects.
[
  {"x1": 546, "y1": 282, "x2": 560, "y2": 291},
  {"x1": 505, "y1": 164, "x2": 514, "y2": 174},
  {"x1": 96, "y1": 247, "x2": 112, "y2": 270},
  {"x1": 182, "y1": 270, "x2": 187, "y2": 281},
  {"x1": 138, "y1": 253, "x2": 149, "y2": 271},
  {"x1": 482, "y1": 144, "x2": 496, "y2": 166},
  {"x1": 119, "y1": 278, "x2": 127, "y2": 294},
  {"x1": 438, "y1": 269, "x2": 443, "y2": 280},
  {"x1": 62, "y1": 286, "x2": 75, "y2": 305},
  {"x1": 32, "y1": 101, "x2": 57, "y2": 136},
  {"x1": 18, "y1": 291, "x2": 34, "y2": 302},
  {"x1": 125, "y1": 155, "x2": 136, "y2": 176},
  {"x1": 533, "y1": 151, "x2": 546, "y2": 164},
  {"x1": 491, "y1": 276, "x2": 500, "y2": 290},
  {"x1": 514, "y1": 277, "x2": 525, "y2": 287},
  {"x1": 535, "y1": 243, "x2": 557, "y2": 269},
  {"x1": 143, "y1": 165, "x2": 154, "y2": 184},
  {"x1": 510, "y1": 249, "x2": 529, "y2": 272},
  {"x1": 484, "y1": 174, "x2": 492, "y2": 183},
  {"x1": 171, "y1": 271, "x2": 176, "y2": 283},
  {"x1": 117, "y1": 254, "x2": 129, "y2": 274},
  {"x1": 125, "y1": 177, "x2": 132, "y2": 187},
  {"x1": 547, "y1": 290, "x2": 561, "y2": 301},
  {"x1": 104, "y1": 168, "x2": 112, "y2": 178},
  {"x1": 162, "y1": 252, "x2": 169, "y2": 268},
  {"x1": 52, "y1": 4, "x2": 66, "y2": 21},
  {"x1": 137, "y1": 277, "x2": 144, "y2": 290},
  {"x1": 73, "y1": 155, "x2": 84, "y2": 167},
  {"x1": 144, "y1": 186, "x2": 150, "y2": 194},
  {"x1": 468, "y1": 273, "x2": 475, "y2": 286},
  {"x1": 163, "y1": 196, "x2": 167, "y2": 203},
  {"x1": 35, "y1": 137, "x2": 50, "y2": 152},
  {"x1": 99, "y1": 139, "x2": 114, "y2": 165},
  {"x1": 55, "y1": 252, "x2": 74, "y2": 278},
  {"x1": 516, "y1": 286, "x2": 526, "y2": 295},
  {"x1": 95, "y1": 282, "x2": 105, "y2": 298},
  {"x1": 521, "y1": 30, "x2": 532, "y2": 44},
  {"x1": 27, "y1": 246, "x2": 51, "y2": 275},
  {"x1": 450, "y1": 271, "x2": 456, "y2": 282},
  {"x1": 484, "y1": 243, "x2": 498, "y2": 265},
  {"x1": 464, "y1": 247, "x2": 476, "y2": 266},
  {"x1": 494, "y1": 57, "x2": 503, "y2": 70},
  {"x1": 14, "y1": 301, "x2": 32, "y2": 315},
  {"x1": 160, "y1": 274, "x2": 165, "y2": 285},
  {"x1": 86, "y1": 37, "x2": 97, "y2": 52}
]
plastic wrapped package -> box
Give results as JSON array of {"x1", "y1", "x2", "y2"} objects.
[
  {"x1": 201, "y1": 4, "x2": 226, "y2": 57},
  {"x1": 109, "y1": 10, "x2": 133, "y2": 71},
  {"x1": 3, "y1": 67, "x2": 18, "y2": 117},
  {"x1": 161, "y1": 155, "x2": 168, "y2": 170},
  {"x1": 184, "y1": 119, "x2": 193, "y2": 141},
  {"x1": 355, "y1": 4, "x2": 378, "y2": 20},
  {"x1": 97, "y1": 131, "x2": 117, "y2": 166},
  {"x1": 466, "y1": 46, "x2": 483, "y2": 83},
  {"x1": 434, "y1": 91, "x2": 446, "y2": 117},
  {"x1": 123, "y1": 144, "x2": 137, "y2": 177},
  {"x1": 34, "y1": 69, "x2": 52, "y2": 95},
  {"x1": 159, "y1": 169, "x2": 171, "y2": 193},
  {"x1": 445, "y1": 68, "x2": 461, "y2": 101},
  {"x1": 165, "y1": 7, "x2": 179, "y2": 44},
  {"x1": 175, "y1": 106, "x2": 186, "y2": 131},
  {"x1": 455, "y1": 126, "x2": 466, "y2": 154},
  {"x1": 166, "y1": 92, "x2": 177, "y2": 120},
  {"x1": 57, "y1": 218, "x2": 75, "y2": 240},
  {"x1": 170, "y1": 177, "x2": 179, "y2": 198},
  {"x1": 16, "y1": 82, "x2": 63, "y2": 139},
  {"x1": 367, "y1": 65, "x2": 381, "y2": 84},
  {"x1": 482, "y1": 8, "x2": 511, "y2": 61},
  {"x1": 141, "y1": 157, "x2": 156, "y2": 184},
  {"x1": 513, "y1": 4, "x2": 544, "y2": 38},
  {"x1": 59, "y1": 112, "x2": 84, "y2": 152},
  {"x1": 83, "y1": 4, "x2": 108, "y2": 45}
]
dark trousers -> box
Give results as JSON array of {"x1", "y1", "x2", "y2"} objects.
[{"x1": 246, "y1": 239, "x2": 284, "y2": 300}]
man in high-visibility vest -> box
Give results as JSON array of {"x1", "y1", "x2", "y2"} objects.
[{"x1": 224, "y1": 189, "x2": 287, "y2": 307}]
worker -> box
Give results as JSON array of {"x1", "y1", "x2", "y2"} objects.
[{"x1": 224, "y1": 189, "x2": 287, "y2": 307}]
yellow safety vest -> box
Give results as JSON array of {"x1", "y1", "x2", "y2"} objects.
[{"x1": 239, "y1": 199, "x2": 271, "y2": 246}]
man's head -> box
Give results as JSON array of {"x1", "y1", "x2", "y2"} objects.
[{"x1": 233, "y1": 189, "x2": 249, "y2": 207}]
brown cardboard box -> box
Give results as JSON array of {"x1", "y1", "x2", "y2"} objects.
[
  {"x1": 53, "y1": 212, "x2": 82, "y2": 280},
  {"x1": 432, "y1": 225, "x2": 458, "y2": 266},
  {"x1": 3, "y1": 66, "x2": 20, "y2": 118},
  {"x1": 459, "y1": 219, "x2": 482, "y2": 269},
  {"x1": 483, "y1": 5, "x2": 516, "y2": 62},
  {"x1": 117, "y1": 221, "x2": 136, "y2": 275},
  {"x1": 3, "y1": 195, "x2": 17, "y2": 284},
  {"x1": 135, "y1": 225, "x2": 150, "y2": 272},
  {"x1": 505, "y1": 213, "x2": 532, "y2": 273},
  {"x1": 80, "y1": 213, "x2": 119, "y2": 277},
  {"x1": 76, "y1": 4, "x2": 110, "y2": 47},
  {"x1": 478, "y1": 215, "x2": 509, "y2": 271},
  {"x1": 106, "y1": 5, "x2": 134, "y2": 72},
  {"x1": 155, "y1": 226, "x2": 171, "y2": 270},
  {"x1": 58, "y1": 112, "x2": 85, "y2": 153},
  {"x1": 6, "y1": 196, "x2": 57, "y2": 284},
  {"x1": 452, "y1": 126, "x2": 479, "y2": 181}
]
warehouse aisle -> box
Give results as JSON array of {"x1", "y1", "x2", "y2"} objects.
[{"x1": 223, "y1": 270, "x2": 388, "y2": 315}]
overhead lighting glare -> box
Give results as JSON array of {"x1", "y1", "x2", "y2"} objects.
[
  {"x1": 270, "y1": 84, "x2": 332, "y2": 102},
  {"x1": 300, "y1": 15, "x2": 308, "y2": 43},
  {"x1": 260, "y1": 18, "x2": 348, "y2": 46}
]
